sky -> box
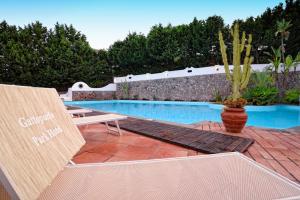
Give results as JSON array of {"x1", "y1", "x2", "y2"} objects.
[{"x1": 0, "y1": 0, "x2": 284, "y2": 49}]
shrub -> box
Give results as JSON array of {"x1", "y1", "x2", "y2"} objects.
[
  {"x1": 243, "y1": 71, "x2": 279, "y2": 105},
  {"x1": 249, "y1": 72, "x2": 274, "y2": 88},
  {"x1": 243, "y1": 87, "x2": 278, "y2": 105},
  {"x1": 284, "y1": 89, "x2": 300, "y2": 104},
  {"x1": 212, "y1": 89, "x2": 222, "y2": 103},
  {"x1": 133, "y1": 94, "x2": 139, "y2": 100},
  {"x1": 120, "y1": 82, "x2": 130, "y2": 99}
]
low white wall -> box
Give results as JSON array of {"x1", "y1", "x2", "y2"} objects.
[
  {"x1": 114, "y1": 64, "x2": 300, "y2": 83},
  {"x1": 60, "y1": 82, "x2": 116, "y2": 101},
  {"x1": 59, "y1": 88, "x2": 72, "y2": 101},
  {"x1": 71, "y1": 82, "x2": 116, "y2": 91}
]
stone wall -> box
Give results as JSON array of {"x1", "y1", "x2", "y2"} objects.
[
  {"x1": 116, "y1": 74, "x2": 231, "y2": 101},
  {"x1": 72, "y1": 91, "x2": 115, "y2": 101},
  {"x1": 116, "y1": 72, "x2": 300, "y2": 101},
  {"x1": 70, "y1": 71, "x2": 299, "y2": 101},
  {"x1": 276, "y1": 72, "x2": 300, "y2": 95}
]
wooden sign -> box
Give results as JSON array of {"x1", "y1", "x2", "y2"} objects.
[{"x1": 0, "y1": 85, "x2": 85, "y2": 200}]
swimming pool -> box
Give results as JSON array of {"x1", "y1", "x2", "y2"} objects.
[{"x1": 65, "y1": 100, "x2": 300, "y2": 129}]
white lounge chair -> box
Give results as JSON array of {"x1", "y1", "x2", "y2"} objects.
[
  {"x1": 0, "y1": 84, "x2": 300, "y2": 200},
  {"x1": 73, "y1": 114, "x2": 127, "y2": 135},
  {"x1": 67, "y1": 108, "x2": 93, "y2": 117}
]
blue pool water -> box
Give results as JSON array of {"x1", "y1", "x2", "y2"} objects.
[{"x1": 65, "y1": 100, "x2": 300, "y2": 129}]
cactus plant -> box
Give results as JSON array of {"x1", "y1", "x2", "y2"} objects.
[{"x1": 219, "y1": 24, "x2": 254, "y2": 101}]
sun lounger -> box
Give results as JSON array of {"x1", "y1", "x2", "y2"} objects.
[
  {"x1": 67, "y1": 108, "x2": 93, "y2": 117},
  {"x1": 73, "y1": 114, "x2": 127, "y2": 135},
  {"x1": 0, "y1": 84, "x2": 300, "y2": 200}
]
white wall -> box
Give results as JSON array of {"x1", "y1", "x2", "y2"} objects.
[
  {"x1": 114, "y1": 64, "x2": 300, "y2": 83},
  {"x1": 71, "y1": 82, "x2": 116, "y2": 91},
  {"x1": 60, "y1": 82, "x2": 116, "y2": 101}
]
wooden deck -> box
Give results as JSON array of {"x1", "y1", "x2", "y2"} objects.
[
  {"x1": 76, "y1": 108, "x2": 254, "y2": 154},
  {"x1": 70, "y1": 107, "x2": 300, "y2": 183},
  {"x1": 115, "y1": 118, "x2": 254, "y2": 154}
]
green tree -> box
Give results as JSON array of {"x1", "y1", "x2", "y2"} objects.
[
  {"x1": 0, "y1": 21, "x2": 19, "y2": 83},
  {"x1": 107, "y1": 40, "x2": 125, "y2": 75},
  {"x1": 118, "y1": 33, "x2": 148, "y2": 74},
  {"x1": 0, "y1": 21, "x2": 112, "y2": 91},
  {"x1": 1, "y1": 0, "x2": 300, "y2": 90},
  {"x1": 275, "y1": 19, "x2": 292, "y2": 62},
  {"x1": 147, "y1": 24, "x2": 181, "y2": 71}
]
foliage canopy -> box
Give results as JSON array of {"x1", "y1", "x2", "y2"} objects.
[{"x1": 0, "y1": 0, "x2": 299, "y2": 90}]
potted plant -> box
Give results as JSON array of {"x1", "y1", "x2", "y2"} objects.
[{"x1": 218, "y1": 24, "x2": 253, "y2": 133}]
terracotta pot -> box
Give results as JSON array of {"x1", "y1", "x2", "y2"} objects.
[{"x1": 221, "y1": 107, "x2": 248, "y2": 133}]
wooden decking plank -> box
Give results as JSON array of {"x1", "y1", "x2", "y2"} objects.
[
  {"x1": 186, "y1": 134, "x2": 224, "y2": 153},
  {"x1": 234, "y1": 139, "x2": 255, "y2": 152},
  {"x1": 118, "y1": 118, "x2": 253, "y2": 153},
  {"x1": 172, "y1": 131, "x2": 209, "y2": 144},
  {"x1": 225, "y1": 138, "x2": 246, "y2": 152},
  {"x1": 205, "y1": 135, "x2": 235, "y2": 150}
]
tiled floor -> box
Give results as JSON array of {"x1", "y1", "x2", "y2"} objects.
[
  {"x1": 73, "y1": 122, "x2": 300, "y2": 183},
  {"x1": 73, "y1": 124, "x2": 199, "y2": 164}
]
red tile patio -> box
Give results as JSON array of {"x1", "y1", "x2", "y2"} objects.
[{"x1": 73, "y1": 122, "x2": 300, "y2": 183}]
